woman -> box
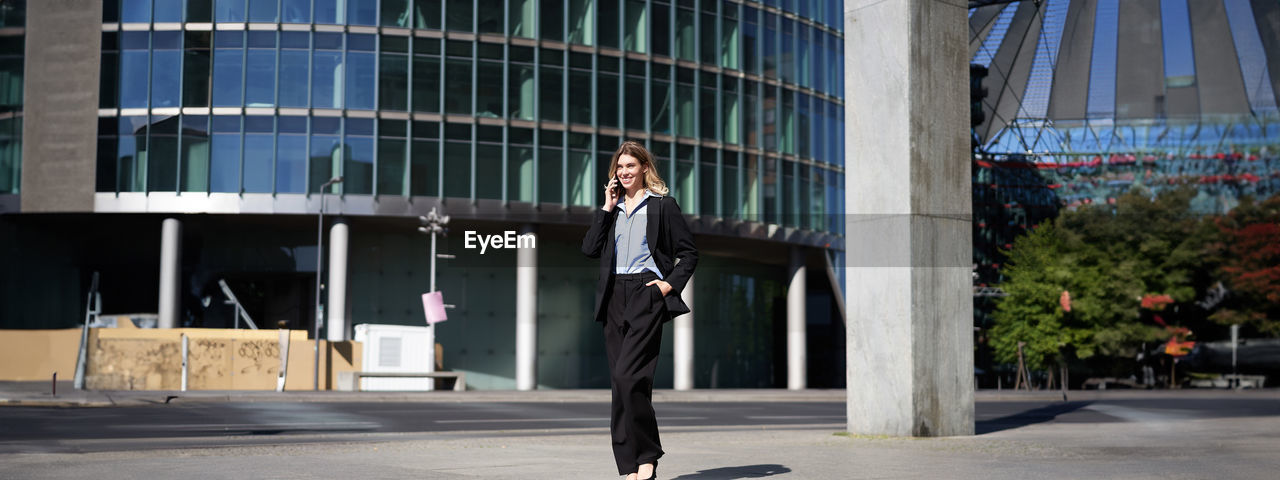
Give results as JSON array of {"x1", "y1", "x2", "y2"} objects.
[{"x1": 581, "y1": 141, "x2": 698, "y2": 480}]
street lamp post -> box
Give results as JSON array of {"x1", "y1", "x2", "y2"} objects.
[{"x1": 315, "y1": 176, "x2": 343, "y2": 391}]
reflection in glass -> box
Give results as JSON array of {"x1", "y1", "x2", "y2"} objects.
[
  {"x1": 215, "y1": 0, "x2": 245, "y2": 22},
  {"x1": 675, "y1": 8, "x2": 694, "y2": 61},
  {"x1": 282, "y1": 0, "x2": 311, "y2": 23},
  {"x1": 742, "y1": 7, "x2": 758, "y2": 75},
  {"x1": 763, "y1": 13, "x2": 777, "y2": 78},
  {"x1": 510, "y1": 0, "x2": 536, "y2": 38},
  {"x1": 275, "y1": 132, "x2": 307, "y2": 193},
  {"x1": 675, "y1": 146, "x2": 695, "y2": 212},
  {"x1": 122, "y1": 0, "x2": 153, "y2": 23},
  {"x1": 381, "y1": 0, "x2": 411, "y2": 26},
  {"x1": 346, "y1": 51, "x2": 376, "y2": 110},
  {"x1": 567, "y1": 134, "x2": 592, "y2": 206},
  {"x1": 598, "y1": 0, "x2": 619, "y2": 48},
  {"x1": 742, "y1": 153, "x2": 759, "y2": 222},
  {"x1": 181, "y1": 117, "x2": 210, "y2": 192},
  {"x1": 245, "y1": 46, "x2": 277, "y2": 107},
  {"x1": 249, "y1": 0, "x2": 279, "y2": 22},
  {"x1": 723, "y1": 150, "x2": 739, "y2": 219},
  {"x1": 314, "y1": 0, "x2": 340, "y2": 24},
  {"x1": 348, "y1": 0, "x2": 378, "y2": 25},
  {"x1": 212, "y1": 48, "x2": 244, "y2": 107},
  {"x1": 309, "y1": 134, "x2": 340, "y2": 193},
  {"x1": 675, "y1": 82, "x2": 693, "y2": 137},
  {"x1": 151, "y1": 34, "x2": 182, "y2": 108},
  {"x1": 502, "y1": 62, "x2": 532, "y2": 120},
  {"x1": 210, "y1": 134, "x2": 241, "y2": 192},
  {"x1": 148, "y1": 118, "x2": 179, "y2": 192},
  {"x1": 721, "y1": 13, "x2": 739, "y2": 70},
  {"x1": 279, "y1": 49, "x2": 309, "y2": 107},
  {"x1": 569, "y1": 0, "x2": 595, "y2": 45},
  {"x1": 700, "y1": 81, "x2": 716, "y2": 140},
  {"x1": 312, "y1": 50, "x2": 342, "y2": 108},
  {"x1": 243, "y1": 132, "x2": 274, "y2": 193},
  {"x1": 699, "y1": 147, "x2": 717, "y2": 217},
  {"x1": 446, "y1": 0, "x2": 472, "y2": 32},
  {"x1": 343, "y1": 134, "x2": 374, "y2": 195},
  {"x1": 722, "y1": 76, "x2": 739, "y2": 144},
  {"x1": 624, "y1": 0, "x2": 646, "y2": 53},
  {"x1": 120, "y1": 42, "x2": 149, "y2": 109},
  {"x1": 700, "y1": 12, "x2": 716, "y2": 65},
  {"x1": 154, "y1": 0, "x2": 182, "y2": 22}
]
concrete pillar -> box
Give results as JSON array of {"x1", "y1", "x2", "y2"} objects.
[
  {"x1": 326, "y1": 219, "x2": 349, "y2": 341},
  {"x1": 787, "y1": 246, "x2": 807, "y2": 390},
  {"x1": 673, "y1": 273, "x2": 695, "y2": 391},
  {"x1": 157, "y1": 218, "x2": 182, "y2": 329},
  {"x1": 515, "y1": 223, "x2": 538, "y2": 390},
  {"x1": 845, "y1": 0, "x2": 973, "y2": 436}
]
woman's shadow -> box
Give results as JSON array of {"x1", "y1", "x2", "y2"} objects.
[{"x1": 669, "y1": 464, "x2": 791, "y2": 479}]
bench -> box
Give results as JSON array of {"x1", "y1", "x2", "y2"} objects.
[{"x1": 336, "y1": 371, "x2": 466, "y2": 392}]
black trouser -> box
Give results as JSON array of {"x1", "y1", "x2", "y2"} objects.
[{"x1": 604, "y1": 271, "x2": 667, "y2": 475}]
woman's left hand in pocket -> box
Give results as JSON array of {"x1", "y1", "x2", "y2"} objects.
[{"x1": 645, "y1": 279, "x2": 672, "y2": 297}]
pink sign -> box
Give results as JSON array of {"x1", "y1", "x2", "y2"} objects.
[{"x1": 422, "y1": 291, "x2": 448, "y2": 325}]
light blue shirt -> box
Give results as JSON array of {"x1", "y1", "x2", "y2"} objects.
[{"x1": 614, "y1": 189, "x2": 664, "y2": 279}]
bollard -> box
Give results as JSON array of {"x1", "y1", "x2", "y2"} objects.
[{"x1": 52, "y1": 372, "x2": 57, "y2": 396}]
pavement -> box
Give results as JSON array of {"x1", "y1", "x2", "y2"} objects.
[{"x1": 3, "y1": 382, "x2": 1280, "y2": 479}]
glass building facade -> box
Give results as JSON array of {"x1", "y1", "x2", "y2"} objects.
[
  {"x1": 0, "y1": 2, "x2": 23, "y2": 195},
  {"x1": 95, "y1": 0, "x2": 845, "y2": 232}
]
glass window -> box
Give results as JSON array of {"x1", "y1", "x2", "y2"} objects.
[
  {"x1": 761, "y1": 155, "x2": 776, "y2": 224},
  {"x1": 212, "y1": 32, "x2": 244, "y2": 107},
  {"x1": 378, "y1": 137, "x2": 408, "y2": 196},
  {"x1": 700, "y1": 10, "x2": 716, "y2": 64},
  {"x1": 147, "y1": 116, "x2": 179, "y2": 192},
  {"x1": 781, "y1": 90, "x2": 794, "y2": 154},
  {"x1": 346, "y1": 36, "x2": 376, "y2": 110},
  {"x1": 742, "y1": 153, "x2": 759, "y2": 221},
  {"x1": 154, "y1": 0, "x2": 182, "y2": 22},
  {"x1": 722, "y1": 75, "x2": 739, "y2": 144},
  {"x1": 446, "y1": 0, "x2": 472, "y2": 32},
  {"x1": 279, "y1": 35, "x2": 310, "y2": 107},
  {"x1": 743, "y1": 7, "x2": 758, "y2": 75},
  {"x1": 542, "y1": 0, "x2": 564, "y2": 41},
  {"x1": 698, "y1": 147, "x2": 717, "y2": 217},
  {"x1": 475, "y1": 140, "x2": 503, "y2": 200},
  {"x1": 780, "y1": 19, "x2": 794, "y2": 83},
  {"x1": 538, "y1": 130, "x2": 562, "y2": 204},
  {"x1": 781, "y1": 159, "x2": 796, "y2": 227},
  {"x1": 675, "y1": 67, "x2": 694, "y2": 137},
  {"x1": 122, "y1": 0, "x2": 152, "y2": 23},
  {"x1": 569, "y1": 0, "x2": 596, "y2": 45},
  {"x1": 379, "y1": 51, "x2": 409, "y2": 111},
  {"x1": 508, "y1": 127, "x2": 534, "y2": 202},
  {"x1": 598, "y1": 56, "x2": 619, "y2": 127},
  {"x1": 723, "y1": 150, "x2": 739, "y2": 219},
  {"x1": 150, "y1": 32, "x2": 182, "y2": 109},
  {"x1": 312, "y1": 34, "x2": 343, "y2": 108},
  {"x1": 567, "y1": 133, "x2": 592, "y2": 206},
  {"x1": 215, "y1": 0, "x2": 245, "y2": 22},
  {"x1": 282, "y1": 0, "x2": 310, "y2": 23},
  {"x1": 415, "y1": 0, "x2": 441, "y2": 29},
  {"x1": 242, "y1": 116, "x2": 274, "y2": 193},
  {"x1": 381, "y1": 0, "x2": 411, "y2": 27},
  {"x1": 249, "y1": 0, "x2": 278, "y2": 22},
  {"x1": 721, "y1": 8, "x2": 739, "y2": 70},
  {"x1": 539, "y1": 50, "x2": 563, "y2": 122},
  {"x1": 796, "y1": 94, "x2": 809, "y2": 158},
  {"x1": 180, "y1": 116, "x2": 210, "y2": 192},
  {"x1": 625, "y1": 70, "x2": 645, "y2": 131},
  {"x1": 210, "y1": 115, "x2": 241, "y2": 192},
  {"x1": 598, "y1": 0, "x2": 619, "y2": 48},
  {"x1": 763, "y1": 85, "x2": 776, "y2": 149},
  {"x1": 797, "y1": 24, "x2": 810, "y2": 88},
  {"x1": 624, "y1": 0, "x2": 647, "y2": 53},
  {"x1": 477, "y1": 59, "x2": 504, "y2": 118},
  {"x1": 510, "y1": 0, "x2": 536, "y2": 38},
  {"x1": 652, "y1": 2, "x2": 669, "y2": 57},
  {"x1": 763, "y1": 13, "x2": 777, "y2": 79},
  {"x1": 743, "y1": 80, "x2": 759, "y2": 148},
  {"x1": 343, "y1": 118, "x2": 374, "y2": 194},
  {"x1": 675, "y1": 6, "x2": 694, "y2": 61},
  {"x1": 411, "y1": 138, "x2": 439, "y2": 196},
  {"x1": 116, "y1": 116, "x2": 145, "y2": 192},
  {"x1": 183, "y1": 32, "x2": 212, "y2": 108},
  {"x1": 309, "y1": 117, "x2": 341, "y2": 193},
  {"x1": 568, "y1": 67, "x2": 593, "y2": 125},
  {"x1": 348, "y1": 0, "x2": 377, "y2": 25},
  {"x1": 443, "y1": 125, "x2": 470, "y2": 198},
  {"x1": 100, "y1": 37, "x2": 118, "y2": 109},
  {"x1": 245, "y1": 32, "x2": 277, "y2": 107},
  {"x1": 477, "y1": 0, "x2": 504, "y2": 34},
  {"x1": 812, "y1": 29, "x2": 824, "y2": 94},
  {"x1": 314, "y1": 0, "x2": 339, "y2": 24},
  {"x1": 699, "y1": 74, "x2": 716, "y2": 140},
  {"x1": 412, "y1": 40, "x2": 442, "y2": 113},
  {"x1": 276, "y1": 117, "x2": 307, "y2": 193},
  {"x1": 120, "y1": 32, "x2": 150, "y2": 109},
  {"x1": 444, "y1": 56, "x2": 472, "y2": 115}
]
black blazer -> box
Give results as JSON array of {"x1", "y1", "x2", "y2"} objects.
[{"x1": 580, "y1": 194, "x2": 698, "y2": 323}]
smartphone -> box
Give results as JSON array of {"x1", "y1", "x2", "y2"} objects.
[{"x1": 611, "y1": 177, "x2": 623, "y2": 198}]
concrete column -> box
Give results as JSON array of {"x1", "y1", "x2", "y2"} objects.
[
  {"x1": 157, "y1": 218, "x2": 182, "y2": 329},
  {"x1": 326, "y1": 219, "x2": 349, "y2": 341},
  {"x1": 673, "y1": 274, "x2": 695, "y2": 391},
  {"x1": 787, "y1": 246, "x2": 807, "y2": 390},
  {"x1": 515, "y1": 224, "x2": 538, "y2": 390},
  {"x1": 845, "y1": 0, "x2": 973, "y2": 436}
]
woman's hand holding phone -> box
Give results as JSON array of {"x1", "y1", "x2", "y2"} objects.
[{"x1": 603, "y1": 177, "x2": 620, "y2": 211}]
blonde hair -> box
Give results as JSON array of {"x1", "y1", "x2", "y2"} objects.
[{"x1": 609, "y1": 140, "x2": 670, "y2": 196}]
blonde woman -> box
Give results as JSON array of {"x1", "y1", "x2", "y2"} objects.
[{"x1": 581, "y1": 141, "x2": 698, "y2": 480}]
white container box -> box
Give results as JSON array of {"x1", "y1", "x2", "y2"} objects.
[{"x1": 354, "y1": 323, "x2": 435, "y2": 391}]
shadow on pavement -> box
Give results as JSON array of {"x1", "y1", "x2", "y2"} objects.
[
  {"x1": 977, "y1": 401, "x2": 1094, "y2": 435},
  {"x1": 669, "y1": 464, "x2": 791, "y2": 479}
]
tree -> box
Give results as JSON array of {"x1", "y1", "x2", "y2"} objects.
[{"x1": 1210, "y1": 196, "x2": 1280, "y2": 336}]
